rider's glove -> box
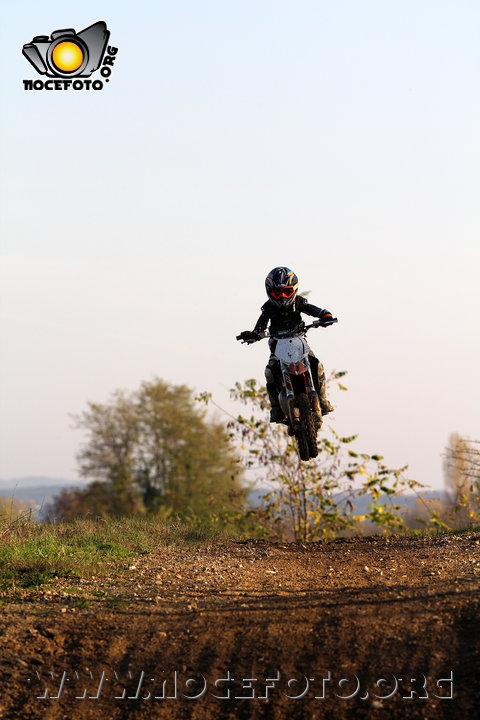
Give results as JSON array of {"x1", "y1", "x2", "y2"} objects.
[
  {"x1": 318, "y1": 310, "x2": 337, "y2": 327},
  {"x1": 237, "y1": 330, "x2": 261, "y2": 343}
]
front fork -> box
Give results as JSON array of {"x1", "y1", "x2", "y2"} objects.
[{"x1": 281, "y1": 364, "x2": 322, "y2": 428}]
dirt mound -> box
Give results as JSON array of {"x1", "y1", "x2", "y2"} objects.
[{"x1": 1, "y1": 533, "x2": 479, "y2": 719}]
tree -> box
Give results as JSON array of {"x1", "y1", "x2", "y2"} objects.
[
  {"x1": 52, "y1": 378, "x2": 246, "y2": 521},
  {"x1": 201, "y1": 374, "x2": 424, "y2": 541},
  {"x1": 72, "y1": 389, "x2": 145, "y2": 516},
  {"x1": 442, "y1": 433, "x2": 480, "y2": 527}
]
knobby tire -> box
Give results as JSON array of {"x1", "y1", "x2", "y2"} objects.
[{"x1": 298, "y1": 393, "x2": 319, "y2": 459}]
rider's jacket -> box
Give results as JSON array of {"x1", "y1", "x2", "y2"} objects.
[{"x1": 253, "y1": 296, "x2": 329, "y2": 336}]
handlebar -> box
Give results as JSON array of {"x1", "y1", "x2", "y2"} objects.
[
  {"x1": 236, "y1": 318, "x2": 337, "y2": 343},
  {"x1": 304, "y1": 317, "x2": 338, "y2": 331}
]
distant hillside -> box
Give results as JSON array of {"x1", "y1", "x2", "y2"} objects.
[
  {"x1": 0, "y1": 477, "x2": 449, "y2": 524},
  {"x1": 248, "y1": 486, "x2": 449, "y2": 511},
  {"x1": 0, "y1": 478, "x2": 83, "y2": 520},
  {"x1": 0, "y1": 476, "x2": 81, "y2": 489}
]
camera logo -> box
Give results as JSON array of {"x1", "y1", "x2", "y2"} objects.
[{"x1": 22, "y1": 21, "x2": 118, "y2": 91}]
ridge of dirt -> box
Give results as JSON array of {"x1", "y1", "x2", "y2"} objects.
[{"x1": 1, "y1": 533, "x2": 479, "y2": 719}]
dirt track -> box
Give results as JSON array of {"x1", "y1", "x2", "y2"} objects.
[{"x1": 1, "y1": 532, "x2": 479, "y2": 719}]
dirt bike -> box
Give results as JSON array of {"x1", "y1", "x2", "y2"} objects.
[{"x1": 236, "y1": 318, "x2": 337, "y2": 461}]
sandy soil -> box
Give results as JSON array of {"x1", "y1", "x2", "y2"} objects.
[{"x1": 1, "y1": 532, "x2": 479, "y2": 719}]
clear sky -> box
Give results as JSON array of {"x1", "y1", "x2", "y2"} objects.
[{"x1": 1, "y1": 1, "x2": 479, "y2": 490}]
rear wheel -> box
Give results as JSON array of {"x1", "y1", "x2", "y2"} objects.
[{"x1": 298, "y1": 393, "x2": 319, "y2": 458}]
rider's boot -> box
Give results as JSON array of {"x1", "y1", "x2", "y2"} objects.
[
  {"x1": 267, "y1": 382, "x2": 284, "y2": 422},
  {"x1": 318, "y1": 371, "x2": 334, "y2": 415}
]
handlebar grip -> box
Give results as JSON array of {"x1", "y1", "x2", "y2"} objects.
[{"x1": 312, "y1": 317, "x2": 338, "y2": 328}]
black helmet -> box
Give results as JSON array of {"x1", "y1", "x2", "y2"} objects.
[{"x1": 265, "y1": 267, "x2": 298, "y2": 308}]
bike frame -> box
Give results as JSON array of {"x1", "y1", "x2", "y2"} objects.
[{"x1": 274, "y1": 336, "x2": 321, "y2": 427}]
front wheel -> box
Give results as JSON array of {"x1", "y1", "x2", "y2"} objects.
[
  {"x1": 296, "y1": 394, "x2": 319, "y2": 459},
  {"x1": 296, "y1": 423, "x2": 310, "y2": 461}
]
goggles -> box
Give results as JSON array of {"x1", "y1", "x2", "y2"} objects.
[{"x1": 270, "y1": 286, "x2": 296, "y2": 300}]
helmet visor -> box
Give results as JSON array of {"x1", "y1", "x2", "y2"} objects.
[{"x1": 270, "y1": 286, "x2": 295, "y2": 300}]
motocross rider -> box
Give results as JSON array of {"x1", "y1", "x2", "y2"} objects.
[{"x1": 241, "y1": 267, "x2": 335, "y2": 423}]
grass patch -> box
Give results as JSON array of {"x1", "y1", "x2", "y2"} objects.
[
  {"x1": 0, "y1": 525, "x2": 130, "y2": 591},
  {"x1": 409, "y1": 523, "x2": 480, "y2": 538},
  {"x1": 444, "y1": 523, "x2": 480, "y2": 536},
  {"x1": 72, "y1": 596, "x2": 91, "y2": 610},
  {"x1": 0, "y1": 515, "x2": 226, "y2": 593},
  {"x1": 105, "y1": 593, "x2": 129, "y2": 609}
]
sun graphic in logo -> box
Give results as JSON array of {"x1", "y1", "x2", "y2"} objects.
[{"x1": 51, "y1": 41, "x2": 84, "y2": 73}]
